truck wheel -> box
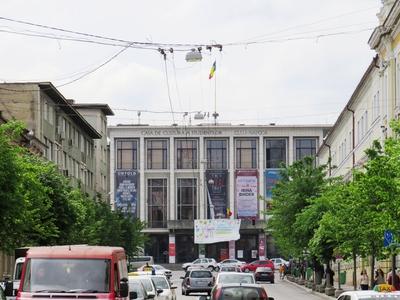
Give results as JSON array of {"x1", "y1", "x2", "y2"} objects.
[{"x1": 208, "y1": 266, "x2": 214, "y2": 272}]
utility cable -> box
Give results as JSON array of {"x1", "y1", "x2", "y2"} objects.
[{"x1": 162, "y1": 56, "x2": 175, "y2": 124}]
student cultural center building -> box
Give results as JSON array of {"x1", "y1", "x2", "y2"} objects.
[{"x1": 109, "y1": 124, "x2": 329, "y2": 263}]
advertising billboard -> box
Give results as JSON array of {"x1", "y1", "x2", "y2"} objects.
[
  {"x1": 265, "y1": 169, "x2": 282, "y2": 199},
  {"x1": 194, "y1": 219, "x2": 241, "y2": 244},
  {"x1": 236, "y1": 170, "x2": 258, "y2": 218},
  {"x1": 206, "y1": 170, "x2": 228, "y2": 219},
  {"x1": 115, "y1": 170, "x2": 138, "y2": 216}
]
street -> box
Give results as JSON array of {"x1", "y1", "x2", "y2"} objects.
[{"x1": 170, "y1": 271, "x2": 328, "y2": 300}]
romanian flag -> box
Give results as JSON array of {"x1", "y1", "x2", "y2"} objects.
[
  {"x1": 227, "y1": 208, "x2": 232, "y2": 217},
  {"x1": 209, "y1": 61, "x2": 216, "y2": 79}
]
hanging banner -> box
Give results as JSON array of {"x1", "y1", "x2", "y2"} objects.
[
  {"x1": 115, "y1": 170, "x2": 138, "y2": 216},
  {"x1": 265, "y1": 169, "x2": 282, "y2": 199},
  {"x1": 206, "y1": 170, "x2": 228, "y2": 219},
  {"x1": 194, "y1": 219, "x2": 241, "y2": 244},
  {"x1": 236, "y1": 170, "x2": 258, "y2": 218}
]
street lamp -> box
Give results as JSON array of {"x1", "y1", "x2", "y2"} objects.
[
  {"x1": 207, "y1": 178, "x2": 215, "y2": 219},
  {"x1": 185, "y1": 48, "x2": 202, "y2": 62}
]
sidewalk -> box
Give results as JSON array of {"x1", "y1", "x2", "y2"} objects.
[{"x1": 284, "y1": 277, "x2": 355, "y2": 299}]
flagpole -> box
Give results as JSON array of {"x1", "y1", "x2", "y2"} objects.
[{"x1": 214, "y1": 62, "x2": 217, "y2": 125}]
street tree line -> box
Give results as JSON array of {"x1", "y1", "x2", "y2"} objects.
[
  {"x1": 268, "y1": 120, "x2": 400, "y2": 289},
  {"x1": 0, "y1": 121, "x2": 147, "y2": 258}
]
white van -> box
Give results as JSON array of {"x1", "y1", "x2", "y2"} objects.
[{"x1": 129, "y1": 256, "x2": 154, "y2": 271}]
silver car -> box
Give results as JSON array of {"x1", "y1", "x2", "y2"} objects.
[
  {"x1": 181, "y1": 269, "x2": 214, "y2": 296},
  {"x1": 182, "y1": 258, "x2": 218, "y2": 271}
]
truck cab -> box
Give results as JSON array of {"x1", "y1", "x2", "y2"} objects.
[{"x1": 17, "y1": 245, "x2": 129, "y2": 300}]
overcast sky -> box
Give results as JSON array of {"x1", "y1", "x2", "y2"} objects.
[{"x1": 0, "y1": 0, "x2": 381, "y2": 126}]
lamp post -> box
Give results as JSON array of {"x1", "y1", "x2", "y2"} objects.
[{"x1": 207, "y1": 178, "x2": 215, "y2": 219}]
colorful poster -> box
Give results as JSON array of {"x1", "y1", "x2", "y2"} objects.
[
  {"x1": 265, "y1": 169, "x2": 282, "y2": 199},
  {"x1": 236, "y1": 170, "x2": 258, "y2": 218},
  {"x1": 194, "y1": 219, "x2": 241, "y2": 244},
  {"x1": 258, "y1": 234, "x2": 266, "y2": 260},
  {"x1": 206, "y1": 170, "x2": 228, "y2": 219},
  {"x1": 115, "y1": 170, "x2": 138, "y2": 216}
]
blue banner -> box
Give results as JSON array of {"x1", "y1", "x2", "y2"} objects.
[
  {"x1": 265, "y1": 169, "x2": 281, "y2": 199},
  {"x1": 115, "y1": 170, "x2": 138, "y2": 216}
]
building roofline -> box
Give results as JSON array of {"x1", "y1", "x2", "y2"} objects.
[
  {"x1": 317, "y1": 56, "x2": 378, "y2": 156},
  {"x1": 73, "y1": 103, "x2": 114, "y2": 116},
  {"x1": 108, "y1": 124, "x2": 332, "y2": 129},
  {"x1": 37, "y1": 83, "x2": 102, "y2": 139}
]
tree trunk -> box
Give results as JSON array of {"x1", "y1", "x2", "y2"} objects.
[
  {"x1": 370, "y1": 250, "x2": 375, "y2": 289},
  {"x1": 314, "y1": 259, "x2": 324, "y2": 285},
  {"x1": 353, "y1": 251, "x2": 357, "y2": 291}
]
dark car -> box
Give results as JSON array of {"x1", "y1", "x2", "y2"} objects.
[
  {"x1": 240, "y1": 260, "x2": 275, "y2": 273},
  {"x1": 181, "y1": 269, "x2": 214, "y2": 296},
  {"x1": 255, "y1": 267, "x2": 275, "y2": 283},
  {"x1": 203, "y1": 283, "x2": 274, "y2": 300}
]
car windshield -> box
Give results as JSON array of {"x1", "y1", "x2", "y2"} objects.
[
  {"x1": 218, "y1": 274, "x2": 254, "y2": 284},
  {"x1": 191, "y1": 271, "x2": 212, "y2": 278},
  {"x1": 138, "y1": 279, "x2": 153, "y2": 292},
  {"x1": 221, "y1": 287, "x2": 262, "y2": 299},
  {"x1": 151, "y1": 277, "x2": 169, "y2": 289},
  {"x1": 153, "y1": 265, "x2": 164, "y2": 270},
  {"x1": 22, "y1": 258, "x2": 110, "y2": 293},
  {"x1": 129, "y1": 282, "x2": 144, "y2": 298}
]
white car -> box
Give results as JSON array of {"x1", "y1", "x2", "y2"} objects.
[
  {"x1": 182, "y1": 258, "x2": 218, "y2": 271},
  {"x1": 215, "y1": 272, "x2": 255, "y2": 285},
  {"x1": 270, "y1": 257, "x2": 289, "y2": 269},
  {"x1": 149, "y1": 275, "x2": 177, "y2": 300},
  {"x1": 130, "y1": 276, "x2": 160, "y2": 300},
  {"x1": 217, "y1": 259, "x2": 245, "y2": 270},
  {"x1": 137, "y1": 265, "x2": 172, "y2": 279},
  {"x1": 337, "y1": 290, "x2": 400, "y2": 299}
]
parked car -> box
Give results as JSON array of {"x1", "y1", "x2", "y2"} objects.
[
  {"x1": 270, "y1": 257, "x2": 289, "y2": 269},
  {"x1": 215, "y1": 272, "x2": 255, "y2": 285},
  {"x1": 217, "y1": 259, "x2": 245, "y2": 270},
  {"x1": 336, "y1": 290, "x2": 400, "y2": 300},
  {"x1": 137, "y1": 265, "x2": 172, "y2": 279},
  {"x1": 240, "y1": 259, "x2": 275, "y2": 272},
  {"x1": 149, "y1": 275, "x2": 177, "y2": 300},
  {"x1": 128, "y1": 279, "x2": 150, "y2": 300},
  {"x1": 129, "y1": 256, "x2": 154, "y2": 271},
  {"x1": 203, "y1": 283, "x2": 274, "y2": 300},
  {"x1": 182, "y1": 258, "x2": 218, "y2": 271},
  {"x1": 255, "y1": 267, "x2": 275, "y2": 283},
  {"x1": 219, "y1": 265, "x2": 241, "y2": 272},
  {"x1": 181, "y1": 269, "x2": 214, "y2": 296},
  {"x1": 130, "y1": 276, "x2": 160, "y2": 300}
]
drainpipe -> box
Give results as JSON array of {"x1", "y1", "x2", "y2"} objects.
[
  {"x1": 325, "y1": 143, "x2": 332, "y2": 177},
  {"x1": 346, "y1": 106, "x2": 355, "y2": 168}
]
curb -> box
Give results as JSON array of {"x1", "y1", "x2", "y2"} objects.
[{"x1": 283, "y1": 279, "x2": 335, "y2": 299}]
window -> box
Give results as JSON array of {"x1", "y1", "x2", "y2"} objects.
[
  {"x1": 177, "y1": 178, "x2": 197, "y2": 220},
  {"x1": 373, "y1": 91, "x2": 380, "y2": 121},
  {"x1": 206, "y1": 140, "x2": 227, "y2": 169},
  {"x1": 116, "y1": 139, "x2": 138, "y2": 170},
  {"x1": 265, "y1": 139, "x2": 286, "y2": 168},
  {"x1": 236, "y1": 139, "x2": 257, "y2": 169},
  {"x1": 147, "y1": 178, "x2": 167, "y2": 228},
  {"x1": 295, "y1": 138, "x2": 316, "y2": 160},
  {"x1": 146, "y1": 139, "x2": 168, "y2": 169},
  {"x1": 176, "y1": 139, "x2": 198, "y2": 169}
]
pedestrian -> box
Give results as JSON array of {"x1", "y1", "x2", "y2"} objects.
[
  {"x1": 279, "y1": 264, "x2": 286, "y2": 280},
  {"x1": 360, "y1": 269, "x2": 369, "y2": 290},
  {"x1": 388, "y1": 269, "x2": 400, "y2": 290},
  {"x1": 374, "y1": 268, "x2": 385, "y2": 286}
]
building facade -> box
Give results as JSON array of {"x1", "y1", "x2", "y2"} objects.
[
  {"x1": 109, "y1": 124, "x2": 329, "y2": 263},
  {"x1": 318, "y1": 0, "x2": 400, "y2": 177},
  {"x1": 0, "y1": 82, "x2": 109, "y2": 197}
]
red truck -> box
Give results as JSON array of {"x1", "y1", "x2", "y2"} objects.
[{"x1": 16, "y1": 245, "x2": 129, "y2": 300}]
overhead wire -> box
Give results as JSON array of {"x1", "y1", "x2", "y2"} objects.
[{"x1": 161, "y1": 54, "x2": 176, "y2": 123}]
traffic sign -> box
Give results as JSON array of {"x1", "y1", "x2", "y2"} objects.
[{"x1": 384, "y1": 230, "x2": 394, "y2": 247}]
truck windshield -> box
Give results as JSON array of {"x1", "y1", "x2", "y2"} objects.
[{"x1": 22, "y1": 258, "x2": 110, "y2": 293}]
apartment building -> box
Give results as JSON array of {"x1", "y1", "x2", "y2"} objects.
[
  {"x1": 318, "y1": 0, "x2": 400, "y2": 177},
  {"x1": 109, "y1": 124, "x2": 330, "y2": 263}
]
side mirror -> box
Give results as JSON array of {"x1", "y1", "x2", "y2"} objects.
[
  {"x1": 157, "y1": 289, "x2": 163, "y2": 295},
  {"x1": 4, "y1": 281, "x2": 13, "y2": 297},
  {"x1": 129, "y1": 291, "x2": 138, "y2": 299},
  {"x1": 180, "y1": 276, "x2": 184, "y2": 279},
  {"x1": 119, "y1": 278, "x2": 129, "y2": 298},
  {"x1": 170, "y1": 285, "x2": 177, "y2": 289}
]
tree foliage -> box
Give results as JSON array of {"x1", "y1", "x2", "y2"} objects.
[{"x1": 0, "y1": 121, "x2": 147, "y2": 254}]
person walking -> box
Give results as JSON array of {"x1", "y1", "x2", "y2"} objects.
[
  {"x1": 279, "y1": 264, "x2": 286, "y2": 280},
  {"x1": 388, "y1": 269, "x2": 400, "y2": 290},
  {"x1": 360, "y1": 269, "x2": 369, "y2": 290},
  {"x1": 374, "y1": 268, "x2": 385, "y2": 286}
]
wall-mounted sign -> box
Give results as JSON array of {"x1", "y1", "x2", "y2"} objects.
[
  {"x1": 115, "y1": 170, "x2": 138, "y2": 216},
  {"x1": 206, "y1": 170, "x2": 228, "y2": 219},
  {"x1": 236, "y1": 170, "x2": 258, "y2": 218},
  {"x1": 194, "y1": 219, "x2": 241, "y2": 244},
  {"x1": 265, "y1": 169, "x2": 282, "y2": 199}
]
